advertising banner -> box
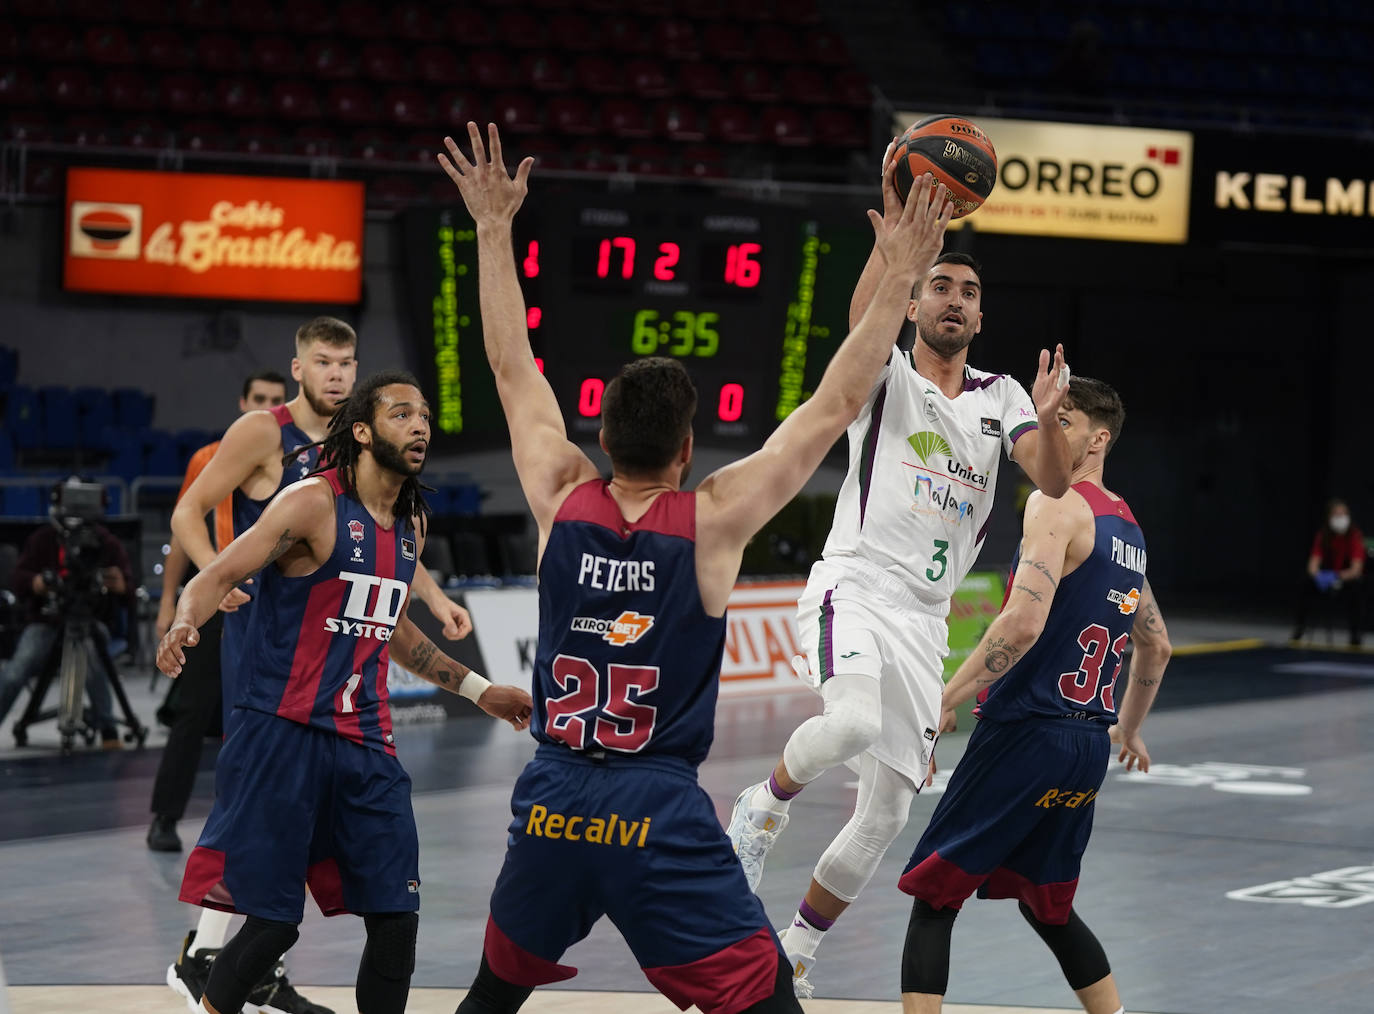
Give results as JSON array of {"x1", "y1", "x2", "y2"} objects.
[
  {"x1": 63, "y1": 167, "x2": 364, "y2": 302},
  {"x1": 893, "y1": 113, "x2": 1193, "y2": 243}
]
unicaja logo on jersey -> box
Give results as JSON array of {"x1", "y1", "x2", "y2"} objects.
[
  {"x1": 1107, "y1": 587, "x2": 1140, "y2": 615},
  {"x1": 908, "y1": 431, "x2": 952, "y2": 464},
  {"x1": 324, "y1": 572, "x2": 407, "y2": 641},
  {"x1": 570, "y1": 610, "x2": 655, "y2": 646}
]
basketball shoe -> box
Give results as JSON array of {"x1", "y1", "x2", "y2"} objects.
[
  {"x1": 166, "y1": 930, "x2": 215, "y2": 1012},
  {"x1": 247, "y1": 960, "x2": 335, "y2": 1014},
  {"x1": 777, "y1": 924, "x2": 818, "y2": 999},
  {"x1": 726, "y1": 781, "x2": 789, "y2": 892}
]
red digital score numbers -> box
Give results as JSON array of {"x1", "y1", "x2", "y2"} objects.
[
  {"x1": 576, "y1": 377, "x2": 745, "y2": 424},
  {"x1": 593, "y1": 237, "x2": 761, "y2": 288}
]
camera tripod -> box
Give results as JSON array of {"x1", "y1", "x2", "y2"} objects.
[{"x1": 11, "y1": 608, "x2": 148, "y2": 754}]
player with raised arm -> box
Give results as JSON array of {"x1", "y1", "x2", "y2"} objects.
[
  {"x1": 726, "y1": 137, "x2": 1076, "y2": 996},
  {"x1": 898, "y1": 377, "x2": 1170, "y2": 1014},
  {"x1": 165, "y1": 320, "x2": 474, "y2": 1014},
  {"x1": 158, "y1": 371, "x2": 531, "y2": 1014},
  {"x1": 436, "y1": 122, "x2": 953, "y2": 1014}
]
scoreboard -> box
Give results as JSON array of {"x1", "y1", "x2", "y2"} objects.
[{"x1": 401, "y1": 186, "x2": 873, "y2": 452}]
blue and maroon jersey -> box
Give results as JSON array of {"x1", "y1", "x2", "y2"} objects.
[
  {"x1": 975, "y1": 482, "x2": 1146, "y2": 725},
  {"x1": 230, "y1": 403, "x2": 319, "y2": 553},
  {"x1": 532, "y1": 480, "x2": 726, "y2": 767},
  {"x1": 234, "y1": 469, "x2": 418, "y2": 755}
]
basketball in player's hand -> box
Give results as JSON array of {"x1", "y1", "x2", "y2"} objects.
[{"x1": 891, "y1": 115, "x2": 998, "y2": 218}]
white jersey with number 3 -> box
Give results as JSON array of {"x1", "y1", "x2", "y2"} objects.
[{"x1": 821, "y1": 347, "x2": 1038, "y2": 616}]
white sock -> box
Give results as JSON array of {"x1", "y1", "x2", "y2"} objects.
[
  {"x1": 779, "y1": 912, "x2": 828, "y2": 957},
  {"x1": 191, "y1": 909, "x2": 234, "y2": 954},
  {"x1": 749, "y1": 780, "x2": 792, "y2": 817}
]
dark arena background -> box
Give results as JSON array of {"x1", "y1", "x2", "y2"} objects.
[{"x1": 1, "y1": 1, "x2": 1371, "y2": 1012}]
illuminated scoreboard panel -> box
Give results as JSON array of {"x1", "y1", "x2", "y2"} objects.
[{"x1": 402, "y1": 190, "x2": 872, "y2": 454}]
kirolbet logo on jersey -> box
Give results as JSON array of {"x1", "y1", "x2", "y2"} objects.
[
  {"x1": 571, "y1": 610, "x2": 655, "y2": 646},
  {"x1": 324, "y1": 573, "x2": 407, "y2": 641},
  {"x1": 1107, "y1": 587, "x2": 1140, "y2": 615}
]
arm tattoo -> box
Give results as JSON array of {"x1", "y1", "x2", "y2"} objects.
[
  {"x1": 262, "y1": 530, "x2": 298, "y2": 568},
  {"x1": 1013, "y1": 583, "x2": 1044, "y2": 603},
  {"x1": 404, "y1": 634, "x2": 462, "y2": 688},
  {"x1": 983, "y1": 636, "x2": 1021, "y2": 674},
  {"x1": 1141, "y1": 603, "x2": 1165, "y2": 635},
  {"x1": 1131, "y1": 675, "x2": 1159, "y2": 687},
  {"x1": 1026, "y1": 560, "x2": 1058, "y2": 589}
]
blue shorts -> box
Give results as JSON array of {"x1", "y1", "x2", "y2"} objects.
[
  {"x1": 899, "y1": 717, "x2": 1110, "y2": 924},
  {"x1": 180, "y1": 707, "x2": 420, "y2": 923},
  {"x1": 218, "y1": 602, "x2": 254, "y2": 723},
  {"x1": 484, "y1": 745, "x2": 784, "y2": 1014}
]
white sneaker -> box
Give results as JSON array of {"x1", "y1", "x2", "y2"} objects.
[
  {"x1": 726, "y1": 781, "x2": 789, "y2": 892},
  {"x1": 787, "y1": 946, "x2": 817, "y2": 999}
]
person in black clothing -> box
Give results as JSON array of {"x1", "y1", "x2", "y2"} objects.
[
  {"x1": 1291, "y1": 498, "x2": 1366, "y2": 646},
  {"x1": 0, "y1": 485, "x2": 134, "y2": 746}
]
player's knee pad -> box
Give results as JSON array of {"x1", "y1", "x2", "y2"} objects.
[
  {"x1": 357, "y1": 912, "x2": 419, "y2": 1014},
  {"x1": 782, "y1": 676, "x2": 881, "y2": 783},
  {"x1": 204, "y1": 916, "x2": 299, "y2": 1014},
  {"x1": 1017, "y1": 902, "x2": 1111, "y2": 991},
  {"x1": 901, "y1": 899, "x2": 958, "y2": 996},
  {"x1": 812, "y1": 760, "x2": 914, "y2": 902}
]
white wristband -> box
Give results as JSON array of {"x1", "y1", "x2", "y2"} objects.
[{"x1": 458, "y1": 670, "x2": 491, "y2": 704}]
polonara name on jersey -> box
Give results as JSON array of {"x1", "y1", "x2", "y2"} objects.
[{"x1": 1110, "y1": 536, "x2": 1147, "y2": 575}]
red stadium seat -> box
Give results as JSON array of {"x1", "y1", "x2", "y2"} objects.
[
  {"x1": 547, "y1": 14, "x2": 600, "y2": 51},
  {"x1": 759, "y1": 104, "x2": 813, "y2": 146},
  {"x1": 124, "y1": 0, "x2": 174, "y2": 23},
  {"x1": 85, "y1": 25, "x2": 137, "y2": 65},
  {"x1": 369, "y1": 174, "x2": 421, "y2": 208},
  {"x1": 835, "y1": 70, "x2": 873, "y2": 109},
  {"x1": 141, "y1": 30, "x2": 192, "y2": 71},
  {"x1": 29, "y1": 24, "x2": 78, "y2": 64},
  {"x1": 601, "y1": 17, "x2": 650, "y2": 54},
  {"x1": 626, "y1": 59, "x2": 676, "y2": 98},
  {"x1": 305, "y1": 39, "x2": 357, "y2": 81},
  {"x1": 0, "y1": 67, "x2": 37, "y2": 107},
  {"x1": 814, "y1": 107, "x2": 866, "y2": 148},
  {"x1": 680, "y1": 0, "x2": 726, "y2": 18},
  {"x1": 626, "y1": 142, "x2": 672, "y2": 175},
  {"x1": 546, "y1": 94, "x2": 598, "y2": 135},
  {"x1": 216, "y1": 77, "x2": 266, "y2": 119},
  {"x1": 251, "y1": 36, "x2": 296, "y2": 76},
  {"x1": 180, "y1": 119, "x2": 231, "y2": 152},
  {"x1": 327, "y1": 82, "x2": 379, "y2": 125},
  {"x1": 417, "y1": 46, "x2": 460, "y2": 86},
  {"x1": 336, "y1": 0, "x2": 376, "y2": 38},
  {"x1": 654, "y1": 100, "x2": 706, "y2": 141},
  {"x1": 383, "y1": 86, "x2": 431, "y2": 128},
  {"x1": 735, "y1": 0, "x2": 779, "y2": 20},
  {"x1": 123, "y1": 117, "x2": 169, "y2": 149},
  {"x1": 570, "y1": 139, "x2": 619, "y2": 174},
  {"x1": 599, "y1": 97, "x2": 654, "y2": 138},
  {"x1": 780, "y1": 66, "x2": 831, "y2": 105},
  {"x1": 447, "y1": 8, "x2": 494, "y2": 47},
  {"x1": 498, "y1": 11, "x2": 547, "y2": 49},
  {"x1": 492, "y1": 91, "x2": 542, "y2": 133},
  {"x1": 5, "y1": 114, "x2": 50, "y2": 143},
  {"x1": 228, "y1": 0, "x2": 281, "y2": 33},
  {"x1": 47, "y1": 67, "x2": 95, "y2": 109},
  {"x1": 574, "y1": 56, "x2": 624, "y2": 95},
  {"x1": 179, "y1": 0, "x2": 229, "y2": 28},
  {"x1": 238, "y1": 122, "x2": 286, "y2": 155},
  {"x1": 776, "y1": 0, "x2": 822, "y2": 23},
  {"x1": 707, "y1": 102, "x2": 758, "y2": 143},
  {"x1": 754, "y1": 25, "x2": 801, "y2": 63},
  {"x1": 161, "y1": 73, "x2": 211, "y2": 116},
  {"x1": 349, "y1": 127, "x2": 398, "y2": 161},
  {"x1": 654, "y1": 19, "x2": 700, "y2": 60},
  {"x1": 681, "y1": 143, "x2": 727, "y2": 178},
  {"x1": 681, "y1": 62, "x2": 729, "y2": 101},
  {"x1": 522, "y1": 52, "x2": 572, "y2": 92},
  {"x1": 470, "y1": 50, "x2": 517, "y2": 90},
  {"x1": 197, "y1": 34, "x2": 242, "y2": 74},
  {"x1": 65, "y1": 114, "x2": 113, "y2": 146},
  {"x1": 272, "y1": 80, "x2": 322, "y2": 120},
  {"x1": 361, "y1": 43, "x2": 409, "y2": 83},
  {"x1": 392, "y1": 3, "x2": 437, "y2": 41},
  {"x1": 732, "y1": 65, "x2": 780, "y2": 104},
  {"x1": 291, "y1": 124, "x2": 339, "y2": 157},
  {"x1": 436, "y1": 89, "x2": 480, "y2": 130},
  {"x1": 807, "y1": 28, "x2": 851, "y2": 66},
  {"x1": 702, "y1": 22, "x2": 754, "y2": 62},
  {"x1": 284, "y1": 0, "x2": 335, "y2": 36}
]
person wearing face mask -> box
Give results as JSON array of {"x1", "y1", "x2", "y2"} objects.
[{"x1": 1291, "y1": 498, "x2": 1365, "y2": 646}]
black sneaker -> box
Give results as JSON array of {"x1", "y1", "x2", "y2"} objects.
[
  {"x1": 247, "y1": 961, "x2": 335, "y2": 1014},
  {"x1": 147, "y1": 815, "x2": 182, "y2": 852},
  {"x1": 166, "y1": 930, "x2": 217, "y2": 1012}
]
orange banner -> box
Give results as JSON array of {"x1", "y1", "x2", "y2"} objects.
[{"x1": 63, "y1": 168, "x2": 364, "y2": 303}]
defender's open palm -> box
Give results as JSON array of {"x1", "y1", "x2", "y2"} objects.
[
  {"x1": 867, "y1": 169, "x2": 954, "y2": 282},
  {"x1": 438, "y1": 122, "x2": 534, "y2": 226},
  {"x1": 479, "y1": 684, "x2": 533, "y2": 731}
]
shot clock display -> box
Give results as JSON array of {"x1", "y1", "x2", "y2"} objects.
[{"x1": 402, "y1": 185, "x2": 872, "y2": 454}]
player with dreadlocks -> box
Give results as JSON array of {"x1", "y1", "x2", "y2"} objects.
[{"x1": 159, "y1": 371, "x2": 532, "y2": 1014}]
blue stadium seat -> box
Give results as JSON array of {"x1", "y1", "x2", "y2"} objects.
[
  {"x1": 74, "y1": 387, "x2": 115, "y2": 449},
  {"x1": 39, "y1": 385, "x2": 78, "y2": 449},
  {"x1": 4, "y1": 385, "x2": 40, "y2": 449},
  {"x1": 113, "y1": 387, "x2": 155, "y2": 429},
  {"x1": 143, "y1": 431, "x2": 180, "y2": 476},
  {"x1": 0, "y1": 434, "x2": 14, "y2": 473},
  {"x1": 104, "y1": 429, "x2": 144, "y2": 482},
  {"x1": 0, "y1": 484, "x2": 46, "y2": 517},
  {"x1": 0, "y1": 346, "x2": 17, "y2": 388}
]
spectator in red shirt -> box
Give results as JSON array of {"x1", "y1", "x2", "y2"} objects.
[{"x1": 1292, "y1": 498, "x2": 1365, "y2": 646}]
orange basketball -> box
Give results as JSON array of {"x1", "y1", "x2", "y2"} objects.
[{"x1": 891, "y1": 115, "x2": 997, "y2": 218}]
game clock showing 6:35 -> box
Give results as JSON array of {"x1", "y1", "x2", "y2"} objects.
[{"x1": 401, "y1": 185, "x2": 872, "y2": 454}]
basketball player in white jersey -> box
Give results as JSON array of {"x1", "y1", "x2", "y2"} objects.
[{"x1": 728, "y1": 140, "x2": 1076, "y2": 997}]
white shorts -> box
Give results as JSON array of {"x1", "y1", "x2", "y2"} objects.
[{"x1": 795, "y1": 558, "x2": 949, "y2": 784}]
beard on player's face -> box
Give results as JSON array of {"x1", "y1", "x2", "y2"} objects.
[
  {"x1": 367, "y1": 430, "x2": 425, "y2": 477},
  {"x1": 916, "y1": 315, "x2": 977, "y2": 359},
  {"x1": 301, "y1": 377, "x2": 350, "y2": 418}
]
